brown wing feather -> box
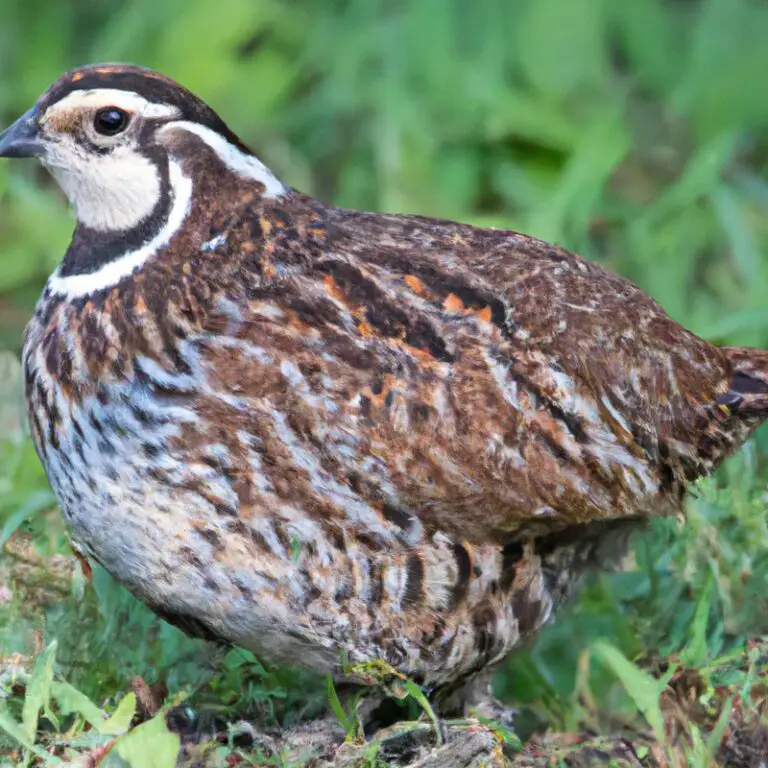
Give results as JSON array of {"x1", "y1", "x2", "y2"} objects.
[
  {"x1": 151, "y1": 188, "x2": 745, "y2": 544},
  {"x1": 30, "y1": 176, "x2": 757, "y2": 550}
]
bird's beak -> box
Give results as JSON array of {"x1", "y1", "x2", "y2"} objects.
[{"x1": 0, "y1": 107, "x2": 44, "y2": 159}]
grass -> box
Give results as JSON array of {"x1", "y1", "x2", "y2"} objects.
[
  {"x1": 0, "y1": 429, "x2": 766, "y2": 765},
  {"x1": 1, "y1": 0, "x2": 768, "y2": 765}
]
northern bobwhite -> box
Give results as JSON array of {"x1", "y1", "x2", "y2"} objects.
[{"x1": 2, "y1": 64, "x2": 767, "y2": 696}]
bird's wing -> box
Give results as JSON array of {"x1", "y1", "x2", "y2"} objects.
[{"x1": 149, "y1": 198, "x2": 749, "y2": 547}]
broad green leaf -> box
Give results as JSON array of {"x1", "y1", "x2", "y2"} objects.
[
  {"x1": 0, "y1": 702, "x2": 33, "y2": 748},
  {"x1": 0, "y1": 489, "x2": 56, "y2": 548},
  {"x1": 529, "y1": 108, "x2": 629, "y2": 244},
  {"x1": 403, "y1": 679, "x2": 442, "y2": 745},
  {"x1": 101, "y1": 693, "x2": 137, "y2": 736},
  {"x1": 609, "y1": 0, "x2": 685, "y2": 96},
  {"x1": 0, "y1": 702, "x2": 61, "y2": 765},
  {"x1": 675, "y1": 0, "x2": 768, "y2": 132},
  {"x1": 50, "y1": 681, "x2": 106, "y2": 731},
  {"x1": 707, "y1": 695, "x2": 734, "y2": 754},
  {"x1": 113, "y1": 713, "x2": 180, "y2": 768},
  {"x1": 22, "y1": 640, "x2": 57, "y2": 741},
  {"x1": 326, "y1": 675, "x2": 353, "y2": 735},
  {"x1": 638, "y1": 133, "x2": 736, "y2": 226},
  {"x1": 711, "y1": 185, "x2": 761, "y2": 285},
  {"x1": 695, "y1": 306, "x2": 768, "y2": 341},
  {"x1": 516, "y1": 0, "x2": 610, "y2": 99}
]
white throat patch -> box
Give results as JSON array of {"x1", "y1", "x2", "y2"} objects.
[
  {"x1": 46, "y1": 160, "x2": 193, "y2": 299},
  {"x1": 43, "y1": 145, "x2": 162, "y2": 231}
]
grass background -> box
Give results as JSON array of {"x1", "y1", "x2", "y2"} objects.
[{"x1": 0, "y1": 0, "x2": 767, "y2": 765}]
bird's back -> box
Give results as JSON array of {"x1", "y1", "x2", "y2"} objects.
[{"x1": 242, "y1": 196, "x2": 767, "y2": 540}]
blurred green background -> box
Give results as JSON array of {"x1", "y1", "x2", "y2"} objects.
[
  {"x1": 0, "y1": 0, "x2": 767, "y2": 764},
  {"x1": 3, "y1": 0, "x2": 768, "y2": 351}
]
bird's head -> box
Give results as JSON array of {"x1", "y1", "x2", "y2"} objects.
[
  {"x1": 0, "y1": 64, "x2": 286, "y2": 296},
  {"x1": 0, "y1": 64, "x2": 286, "y2": 231}
]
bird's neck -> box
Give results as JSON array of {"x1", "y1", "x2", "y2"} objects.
[
  {"x1": 46, "y1": 123, "x2": 292, "y2": 301},
  {"x1": 47, "y1": 155, "x2": 195, "y2": 299},
  {"x1": 59, "y1": 158, "x2": 175, "y2": 280}
]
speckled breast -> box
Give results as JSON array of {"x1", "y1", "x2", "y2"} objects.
[{"x1": 19, "y1": 302, "x2": 597, "y2": 685}]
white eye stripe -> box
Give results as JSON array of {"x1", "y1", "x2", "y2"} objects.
[{"x1": 45, "y1": 89, "x2": 181, "y2": 121}]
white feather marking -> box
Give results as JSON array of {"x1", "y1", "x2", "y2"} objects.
[
  {"x1": 482, "y1": 349, "x2": 520, "y2": 410},
  {"x1": 551, "y1": 368, "x2": 601, "y2": 424},
  {"x1": 210, "y1": 336, "x2": 273, "y2": 364},
  {"x1": 600, "y1": 395, "x2": 632, "y2": 434},
  {"x1": 160, "y1": 121, "x2": 285, "y2": 197},
  {"x1": 280, "y1": 358, "x2": 339, "y2": 413},
  {"x1": 383, "y1": 559, "x2": 407, "y2": 608},
  {"x1": 247, "y1": 517, "x2": 288, "y2": 559},
  {"x1": 280, "y1": 359, "x2": 305, "y2": 387},
  {"x1": 135, "y1": 355, "x2": 197, "y2": 390},
  {"x1": 249, "y1": 302, "x2": 285, "y2": 321},
  {"x1": 236, "y1": 430, "x2": 274, "y2": 493},
  {"x1": 201, "y1": 234, "x2": 227, "y2": 251},
  {"x1": 44, "y1": 89, "x2": 181, "y2": 120},
  {"x1": 46, "y1": 160, "x2": 192, "y2": 299},
  {"x1": 40, "y1": 90, "x2": 183, "y2": 232}
]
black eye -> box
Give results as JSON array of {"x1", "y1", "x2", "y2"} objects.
[{"x1": 94, "y1": 107, "x2": 129, "y2": 136}]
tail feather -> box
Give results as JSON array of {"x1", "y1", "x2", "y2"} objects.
[{"x1": 721, "y1": 347, "x2": 768, "y2": 419}]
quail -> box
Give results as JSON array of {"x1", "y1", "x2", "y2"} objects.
[{"x1": 2, "y1": 64, "x2": 767, "y2": 697}]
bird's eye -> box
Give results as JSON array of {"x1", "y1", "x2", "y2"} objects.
[{"x1": 93, "y1": 107, "x2": 129, "y2": 136}]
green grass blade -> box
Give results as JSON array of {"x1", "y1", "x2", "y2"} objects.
[
  {"x1": 591, "y1": 641, "x2": 666, "y2": 742},
  {"x1": 113, "y1": 712, "x2": 180, "y2": 768},
  {"x1": 325, "y1": 675, "x2": 354, "y2": 737}
]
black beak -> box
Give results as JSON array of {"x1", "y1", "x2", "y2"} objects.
[{"x1": 0, "y1": 107, "x2": 43, "y2": 159}]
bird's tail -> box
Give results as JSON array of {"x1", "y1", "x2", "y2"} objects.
[{"x1": 721, "y1": 346, "x2": 768, "y2": 420}]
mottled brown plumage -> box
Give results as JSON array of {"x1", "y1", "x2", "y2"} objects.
[{"x1": 3, "y1": 64, "x2": 768, "y2": 698}]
